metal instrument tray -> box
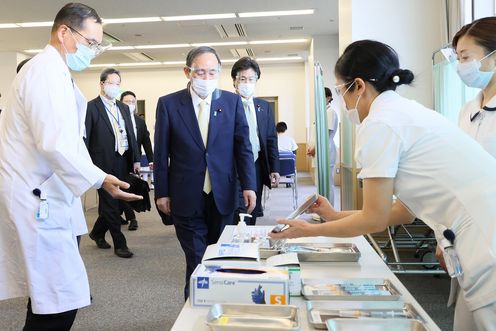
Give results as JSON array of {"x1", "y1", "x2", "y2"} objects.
[
  {"x1": 206, "y1": 303, "x2": 300, "y2": 330},
  {"x1": 302, "y1": 278, "x2": 401, "y2": 301},
  {"x1": 326, "y1": 318, "x2": 428, "y2": 331},
  {"x1": 285, "y1": 243, "x2": 361, "y2": 262},
  {"x1": 260, "y1": 243, "x2": 361, "y2": 261},
  {"x1": 306, "y1": 301, "x2": 422, "y2": 330}
]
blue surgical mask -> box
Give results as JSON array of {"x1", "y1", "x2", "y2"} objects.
[
  {"x1": 64, "y1": 30, "x2": 95, "y2": 71},
  {"x1": 457, "y1": 50, "x2": 496, "y2": 89}
]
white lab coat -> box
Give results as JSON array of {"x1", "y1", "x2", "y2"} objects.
[
  {"x1": 0, "y1": 45, "x2": 106, "y2": 314},
  {"x1": 355, "y1": 91, "x2": 496, "y2": 314}
]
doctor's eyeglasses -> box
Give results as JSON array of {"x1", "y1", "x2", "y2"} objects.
[
  {"x1": 188, "y1": 67, "x2": 221, "y2": 79},
  {"x1": 236, "y1": 75, "x2": 258, "y2": 84},
  {"x1": 67, "y1": 25, "x2": 112, "y2": 56},
  {"x1": 334, "y1": 81, "x2": 354, "y2": 97}
]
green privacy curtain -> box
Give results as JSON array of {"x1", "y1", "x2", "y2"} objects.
[
  {"x1": 314, "y1": 63, "x2": 330, "y2": 200},
  {"x1": 433, "y1": 59, "x2": 478, "y2": 123}
]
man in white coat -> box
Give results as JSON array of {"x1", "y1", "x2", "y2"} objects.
[{"x1": 0, "y1": 3, "x2": 141, "y2": 330}]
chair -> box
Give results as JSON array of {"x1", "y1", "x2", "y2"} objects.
[{"x1": 277, "y1": 151, "x2": 298, "y2": 209}]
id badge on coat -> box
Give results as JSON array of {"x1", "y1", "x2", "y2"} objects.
[
  {"x1": 36, "y1": 200, "x2": 49, "y2": 220},
  {"x1": 121, "y1": 130, "x2": 129, "y2": 150}
]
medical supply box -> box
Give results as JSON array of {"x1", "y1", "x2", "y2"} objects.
[{"x1": 190, "y1": 264, "x2": 290, "y2": 307}]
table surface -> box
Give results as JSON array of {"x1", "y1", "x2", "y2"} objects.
[{"x1": 171, "y1": 226, "x2": 441, "y2": 331}]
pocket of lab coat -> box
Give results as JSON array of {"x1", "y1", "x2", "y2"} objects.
[{"x1": 36, "y1": 174, "x2": 73, "y2": 230}]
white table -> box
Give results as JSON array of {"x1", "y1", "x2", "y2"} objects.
[{"x1": 171, "y1": 226, "x2": 441, "y2": 331}]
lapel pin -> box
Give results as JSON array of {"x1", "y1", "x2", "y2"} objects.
[{"x1": 256, "y1": 105, "x2": 261, "y2": 112}]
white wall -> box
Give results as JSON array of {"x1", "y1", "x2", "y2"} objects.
[
  {"x1": 73, "y1": 62, "x2": 307, "y2": 143},
  {"x1": 339, "y1": 0, "x2": 445, "y2": 108},
  {"x1": 0, "y1": 52, "x2": 19, "y2": 110},
  {"x1": 313, "y1": 34, "x2": 340, "y2": 89}
]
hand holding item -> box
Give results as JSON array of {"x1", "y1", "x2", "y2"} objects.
[
  {"x1": 270, "y1": 172, "x2": 280, "y2": 186},
  {"x1": 269, "y1": 219, "x2": 312, "y2": 240},
  {"x1": 102, "y1": 175, "x2": 143, "y2": 201},
  {"x1": 243, "y1": 190, "x2": 257, "y2": 214},
  {"x1": 133, "y1": 162, "x2": 141, "y2": 174},
  {"x1": 156, "y1": 197, "x2": 171, "y2": 215},
  {"x1": 307, "y1": 195, "x2": 338, "y2": 220}
]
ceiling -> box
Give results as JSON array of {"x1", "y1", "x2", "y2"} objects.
[{"x1": 0, "y1": 0, "x2": 338, "y2": 67}]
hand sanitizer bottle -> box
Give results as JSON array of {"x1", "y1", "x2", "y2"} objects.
[{"x1": 237, "y1": 213, "x2": 252, "y2": 243}]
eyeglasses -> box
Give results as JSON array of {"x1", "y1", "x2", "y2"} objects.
[
  {"x1": 67, "y1": 25, "x2": 111, "y2": 56},
  {"x1": 236, "y1": 75, "x2": 258, "y2": 84},
  {"x1": 334, "y1": 81, "x2": 354, "y2": 97},
  {"x1": 188, "y1": 67, "x2": 220, "y2": 79}
]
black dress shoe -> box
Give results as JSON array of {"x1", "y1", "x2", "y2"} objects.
[
  {"x1": 114, "y1": 248, "x2": 133, "y2": 258},
  {"x1": 89, "y1": 232, "x2": 111, "y2": 249},
  {"x1": 128, "y1": 219, "x2": 138, "y2": 231}
]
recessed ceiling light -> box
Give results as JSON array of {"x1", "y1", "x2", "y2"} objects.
[
  {"x1": 17, "y1": 21, "x2": 53, "y2": 28},
  {"x1": 238, "y1": 9, "x2": 314, "y2": 18},
  {"x1": 0, "y1": 23, "x2": 20, "y2": 29},
  {"x1": 24, "y1": 49, "x2": 43, "y2": 54},
  {"x1": 103, "y1": 17, "x2": 161, "y2": 24},
  {"x1": 135, "y1": 44, "x2": 190, "y2": 49},
  {"x1": 191, "y1": 41, "x2": 248, "y2": 47},
  {"x1": 250, "y1": 39, "x2": 308, "y2": 45},
  {"x1": 161, "y1": 13, "x2": 236, "y2": 21},
  {"x1": 109, "y1": 46, "x2": 136, "y2": 51}
]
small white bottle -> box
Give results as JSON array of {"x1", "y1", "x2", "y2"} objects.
[{"x1": 237, "y1": 213, "x2": 252, "y2": 243}]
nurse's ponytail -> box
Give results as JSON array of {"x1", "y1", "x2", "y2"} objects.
[{"x1": 335, "y1": 40, "x2": 414, "y2": 93}]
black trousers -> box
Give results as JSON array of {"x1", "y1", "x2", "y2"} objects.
[
  {"x1": 90, "y1": 152, "x2": 129, "y2": 249},
  {"x1": 24, "y1": 299, "x2": 77, "y2": 331},
  {"x1": 173, "y1": 193, "x2": 234, "y2": 300},
  {"x1": 121, "y1": 201, "x2": 136, "y2": 221},
  {"x1": 235, "y1": 157, "x2": 263, "y2": 225}
]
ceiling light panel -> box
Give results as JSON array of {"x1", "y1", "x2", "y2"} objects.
[
  {"x1": 191, "y1": 41, "x2": 248, "y2": 47},
  {"x1": 103, "y1": 17, "x2": 161, "y2": 24},
  {"x1": 17, "y1": 21, "x2": 53, "y2": 27},
  {"x1": 162, "y1": 13, "x2": 236, "y2": 21},
  {"x1": 250, "y1": 39, "x2": 308, "y2": 45},
  {"x1": 238, "y1": 9, "x2": 314, "y2": 18},
  {"x1": 135, "y1": 44, "x2": 190, "y2": 49}
]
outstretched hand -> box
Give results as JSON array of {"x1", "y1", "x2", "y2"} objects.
[{"x1": 102, "y1": 175, "x2": 143, "y2": 201}]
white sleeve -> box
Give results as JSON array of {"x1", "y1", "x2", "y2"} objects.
[
  {"x1": 355, "y1": 122, "x2": 402, "y2": 179},
  {"x1": 291, "y1": 138, "x2": 298, "y2": 151}
]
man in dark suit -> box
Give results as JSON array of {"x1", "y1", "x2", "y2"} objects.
[
  {"x1": 85, "y1": 68, "x2": 141, "y2": 258},
  {"x1": 120, "y1": 90, "x2": 154, "y2": 230},
  {"x1": 231, "y1": 57, "x2": 280, "y2": 225},
  {"x1": 154, "y1": 46, "x2": 256, "y2": 298}
]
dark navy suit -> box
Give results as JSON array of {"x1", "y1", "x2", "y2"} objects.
[
  {"x1": 236, "y1": 98, "x2": 279, "y2": 224},
  {"x1": 154, "y1": 88, "x2": 256, "y2": 298}
]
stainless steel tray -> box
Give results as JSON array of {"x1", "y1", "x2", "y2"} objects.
[
  {"x1": 206, "y1": 303, "x2": 300, "y2": 330},
  {"x1": 286, "y1": 243, "x2": 361, "y2": 262},
  {"x1": 306, "y1": 301, "x2": 422, "y2": 330},
  {"x1": 260, "y1": 243, "x2": 361, "y2": 261},
  {"x1": 326, "y1": 318, "x2": 428, "y2": 331},
  {"x1": 302, "y1": 278, "x2": 401, "y2": 301}
]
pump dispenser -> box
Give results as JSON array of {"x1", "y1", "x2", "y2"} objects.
[{"x1": 236, "y1": 213, "x2": 252, "y2": 243}]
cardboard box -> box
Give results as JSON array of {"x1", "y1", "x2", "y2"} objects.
[{"x1": 190, "y1": 264, "x2": 289, "y2": 307}]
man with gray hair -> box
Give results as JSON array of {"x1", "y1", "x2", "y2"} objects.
[
  {"x1": 85, "y1": 67, "x2": 141, "y2": 259},
  {"x1": 154, "y1": 46, "x2": 256, "y2": 298},
  {"x1": 0, "y1": 3, "x2": 141, "y2": 330}
]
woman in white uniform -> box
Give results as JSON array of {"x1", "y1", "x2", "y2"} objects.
[
  {"x1": 436, "y1": 16, "x2": 496, "y2": 331},
  {"x1": 271, "y1": 40, "x2": 496, "y2": 331}
]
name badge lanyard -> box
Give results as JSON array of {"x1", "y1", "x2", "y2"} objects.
[{"x1": 104, "y1": 104, "x2": 124, "y2": 134}]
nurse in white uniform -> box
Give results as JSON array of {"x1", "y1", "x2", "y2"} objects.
[
  {"x1": 437, "y1": 16, "x2": 496, "y2": 331},
  {"x1": 271, "y1": 40, "x2": 496, "y2": 331},
  {"x1": 0, "y1": 3, "x2": 141, "y2": 330}
]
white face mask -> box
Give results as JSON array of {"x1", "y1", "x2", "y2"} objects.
[
  {"x1": 104, "y1": 84, "x2": 121, "y2": 100},
  {"x1": 237, "y1": 83, "x2": 256, "y2": 98},
  {"x1": 456, "y1": 50, "x2": 496, "y2": 89},
  {"x1": 128, "y1": 104, "x2": 136, "y2": 113},
  {"x1": 191, "y1": 78, "x2": 218, "y2": 98},
  {"x1": 340, "y1": 81, "x2": 362, "y2": 125}
]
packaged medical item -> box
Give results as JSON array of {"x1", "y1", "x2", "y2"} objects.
[{"x1": 190, "y1": 264, "x2": 289, "y2": 307}]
